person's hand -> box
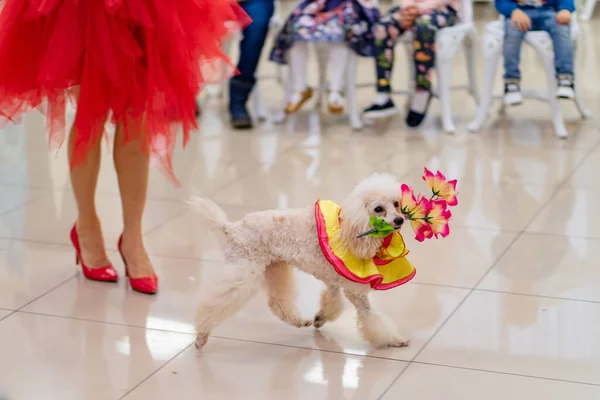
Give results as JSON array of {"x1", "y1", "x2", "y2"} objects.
[
  {"x1": 400, "y1": 5, "x2": 419, "y2": 29},
  {"x1": 511, "y1": 9, "x2": 531, "y2": 32},
  {"x1": 556, "y1": 9, "x2": 572, "y2": 24}
]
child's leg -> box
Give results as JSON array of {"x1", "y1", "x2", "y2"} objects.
[
  {"x1": 285, "y1": 42, "x2": 312, "y2": 113},
  {"x1": 539, "y1": 11, "x2": 574, "y2": 80},
  {"x1": 289, "y1": 42, "x2": 309, "y2": 92},
  {"x1": 363, "y1": 8, "x2": 405, "y2": 117},
  {"x1": 407, "y1": 10, "x2": 456, "y2": 127},
  {"x1": 328, "y1": 44, "x2": 348, "y2": 92},
  {"x1": 373, "y1": 9, "x2": 404, "y2": 98},
  {"x1": 503, "y1": 17, "x2": 527, "y2": 81},
  {"x1": 502, "y1": 16, "x2": 528, "y2": 105}
]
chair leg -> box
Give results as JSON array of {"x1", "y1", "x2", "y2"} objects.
[
  {"x1": 539, "y1": 47, "x2": 568, "y2": 138},
  {"x1": 464, "y1": 31, "x2": 480, "y2": 103},
  {"x1": 573, "y1": 44, "x2": 592, "y2": 119},
  {"x1": 272, "y1": 65, "x2": 291, "y2": 124},
  {"x1": 404, "y1": 41, "x2": 416, "y2": 112},
  {"x1": 468, "y1": 32, "x2": 502, "y2": 132},
  {"x1": 580, "y1": 0, "x2": 596, "y2": 21},
  {"x1": 251, "y1": 85, "x2": 268, "y2": 122},
  {"x1": 346, "y1": 52, "x2": 362, "y2": 130},
  {"x1": 574, "y1": 85, "x2": 592, "y2": 119},
  {"x1": 436, "y1": 57, "x2": 456, "y2": 133},
  {"x1": 316, "y1": 45, "x2": 328, "y2": 109}
]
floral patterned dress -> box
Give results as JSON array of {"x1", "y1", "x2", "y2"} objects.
[{"x1": 270, "y1": 0, "x2": 380, "y2": 64}]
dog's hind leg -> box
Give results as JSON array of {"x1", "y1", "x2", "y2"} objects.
[
  {"x1": 264, "y1": 262, "x2": 312, "y2": 328},
  {"x1": 314, "y1": 285, "x2": 344, "y2": 328},
  {"x1": 195, "y1": 265, "x2": 264, "y2": 349},
  {"x1": 343, "y1": 290, "x2": 410, "y2": 348}
]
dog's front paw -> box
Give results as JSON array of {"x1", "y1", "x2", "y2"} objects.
[
  {"x1": 195, "y1": 333, "x2": 209, "y2": 349},
  {"x1": 296, "y1": 319, "x2": 313, "y2": 328},
  {"x1": 313, "y1": 313, "x2": 326, "y2": 329}
]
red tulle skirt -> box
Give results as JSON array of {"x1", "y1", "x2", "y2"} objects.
[{"x1": 0, "y1": 0, "x2": 249, "y2": 184}]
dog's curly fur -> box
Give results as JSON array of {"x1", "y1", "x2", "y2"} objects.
[{"x1": 190, "y1": 173, "x2": 411, "y2": 349}]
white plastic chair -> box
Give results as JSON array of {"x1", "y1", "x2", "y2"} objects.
[
  {"x1": 580, "y1": 0, "x2": 596, "y2": 21},
  {"x1": 467, "y1": 15, "x2": 591, "y2": 138},
  {"x1": 351, "y1": 0, "x2": 478, "y2": 132},
  {"x1": 201, "y1": 1, "x2": 285, "y2": 121}
]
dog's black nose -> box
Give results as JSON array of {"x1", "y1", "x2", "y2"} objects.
[{"x1": 394, "y1": 217, "x2": 404, "y2": 227}]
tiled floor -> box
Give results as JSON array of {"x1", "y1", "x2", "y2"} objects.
[{"x1": 2, "y1": 4, "x2": 600, "y2": 400}]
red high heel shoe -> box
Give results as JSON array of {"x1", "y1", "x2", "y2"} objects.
[
  {"x1": 70, "y1": 225, "x2": 119, "y2": 282},
  {"x1": 117, "y1": 235, "x2": 158, "y2": 295}
]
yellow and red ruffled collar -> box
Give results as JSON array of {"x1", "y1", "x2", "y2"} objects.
[{"x1": 315, "y1": 200, "x2": 416, "y2": 290}]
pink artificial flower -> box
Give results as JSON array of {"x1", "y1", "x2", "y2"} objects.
[
  {"x1": 422, "y1": 167, "x2": 458, "y2": 206},
  {"x1": 426, "y1": 199, "x2": 452, "y2": 238},
  {"x1": 400, "y1": 184, "x2": 433, "y2": 242},
  {"x1": 412, "y1": 218, "x2": 434, "y2": 242}
]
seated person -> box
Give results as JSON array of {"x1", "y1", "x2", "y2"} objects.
[
  {"x1": 496, "y1": 0, "x2": 575, "y2": 105},
  {"x1": 363, "y1": 0, "x2": 458, "y2": 127},
  {"x1": 229, "y1": 0, "x2": 275, "y2": 129},
  {"x1": 270, "y1": 0, "x2": 379, "y2": 115}
]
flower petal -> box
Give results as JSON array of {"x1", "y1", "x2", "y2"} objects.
[{"x1": 411, "y1": 219, "x2": 433, "y2": 242}]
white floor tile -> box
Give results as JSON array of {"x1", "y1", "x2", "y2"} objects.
[
  {"x1": 479, "y1": 233, "x2": 600, "y2": 302},
  {"x1": 0, "y1": 312, "x2": 193, "y2": 400},
  {"x1": 124, "y1": 338, "x2": 407, "y2": 400},
  {"x1": 417, "y1": 291, "x2": 600, "y2": 384},
  {"x1": 382, "y1": 363, "x2": 600, "y2": 400},
  {"x1": 406, "y1": 227, "x2": 517, "y2": 288},
  {"x1": 0, "y1": 185, "x2": 45, "y2": 216},
  {"x1": 0, "y1": 191, "x2": 185, "y2": 247},
  {"x1": 0, "y1": 240, "x2": 76, "y2": 309},
  {"x1": 527, "y1": 187, "x2": 600, "y2": 239}
]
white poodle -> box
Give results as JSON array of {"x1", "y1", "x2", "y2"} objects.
[{"x1": 190, "y1": 173, "x2": 411, "y2": 349}]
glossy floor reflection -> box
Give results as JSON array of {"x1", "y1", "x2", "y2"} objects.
[{"x1": 2, "y1": 4, "x2": 600, "y2": 400}]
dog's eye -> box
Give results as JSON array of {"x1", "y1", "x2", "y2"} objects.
[
  {"x1": 374, "y1": 206, "x2": 384, "y2": 213},
  {"x1": 394, "y1": 201, "x2": 399, "y2": 208}
]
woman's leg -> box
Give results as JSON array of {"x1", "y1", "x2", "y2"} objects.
[
  {"x1": 69, "y1": 114, "x2": 111, "y2": 268},
  {"x1": 407, "y1": 10, "x2": 456, "y2": 127},
  {"x1": 113, "y1": 117, "x2": 154, "y2": 278}
]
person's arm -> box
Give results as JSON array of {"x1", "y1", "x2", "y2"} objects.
[
  {"x1": 495, "y1": 0, "x2": 518, "y2": 18},
  {"x1": 557, "y1": 0, "x2": 575, "y2": 12}
]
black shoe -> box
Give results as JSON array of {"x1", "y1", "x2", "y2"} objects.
[
  {"x1": 503, "y1": 80, "x2": 522, "y2": 106},
  {"x1": 406, "y1": 90, "x2": 432, "y2": 128},
  {"x1": 229, "y1": 77, "x2": 255, "y2": 130},
  {"x1": 362, "y1": 99, "x2": 399, "y2": 119},
  {"x1": 556, "y1": 74, "x2": 575, "y2": 99}
]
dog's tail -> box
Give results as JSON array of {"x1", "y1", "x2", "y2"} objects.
[{"x1": 187, "y1": 196, "x2": 229, "y2": 229}]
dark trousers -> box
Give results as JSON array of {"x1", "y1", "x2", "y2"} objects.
[
  {"x1": 236, "y1": 0, "x2": 275, "y2": 83},
  {"x1": 373, "y1": 7, "x2": 457, "y2": 93}
]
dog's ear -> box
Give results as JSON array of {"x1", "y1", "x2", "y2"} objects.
[{"x1": 339, "y1": 194, "x2": 382, "y2": 260}]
